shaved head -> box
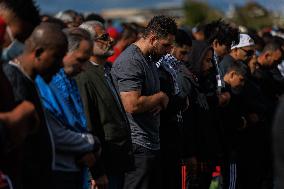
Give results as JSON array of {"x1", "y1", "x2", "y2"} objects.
[
  {"x1": 20, "y1": 23, "x2": 68, "y2": 82},
  {"x1": 24, "y1": 22, "x2": 68, "y2": 54}
]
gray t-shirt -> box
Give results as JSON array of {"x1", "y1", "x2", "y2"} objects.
[{"x1": 111, "y1": 44, "x2": 160, "y2": 150}]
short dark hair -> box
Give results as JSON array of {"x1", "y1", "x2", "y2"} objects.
[
  {"x1": 85, "y1": 13, "x2": 105, "y2": 24},
  {"x1": 175, "y1": 29, "x2": 192, "y2": 47},
  {"x1": 142, "y1": 15, "x2": 177, "y2": 39},
  {"x1": 250, "y1": 33, "x2": 265, "y2": 52},
  {"x1": 0, "y1": 0, "x2": 40, "y2": 27},
  {"x1": 226, "y1": 62, "x2": 247, "y2": 77},
  {"x1": 204, "y1": 19, "x2": 239, "y2": 47},
  {"x1": 262, "y1": 42, "x2": 282, "y2": 54},
  {"x1": 192, "y1": 23, "x2": 205, "y2": 33},
  {"x1": 262, "y1": 32, "x2": 273, "y2": 44},
  {"x1": 64, "y1": 27, "x2": 92, "y2": 52},
  {"x1": 272, "y1": 37, "x2": 284, "y2": 48}
]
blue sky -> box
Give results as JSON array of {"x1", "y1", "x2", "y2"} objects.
[
  {"x1": 35, "y1": 0, "x2": 284, "y2": 14},
  {"x1": 36, "y1": 0, "x2": 183, "y2": 13}
]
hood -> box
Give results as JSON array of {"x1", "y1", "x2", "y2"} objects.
[{"x1": 186, "y1": 40, "x2": 213, "y2": 78}]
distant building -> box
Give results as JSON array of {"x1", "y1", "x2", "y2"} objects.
[{"x1": 101, "y1": 5, "x2": 184, "y2": 25}]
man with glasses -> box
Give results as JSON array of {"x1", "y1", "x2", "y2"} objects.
[
  {"x1": 235, "y1": 42, "x2": 283, "y2": 189},
  {"x1": 219, "y1": 33, "x2": 255, "y2": 79},
  {"x1": 77, "y1": 21, "x2": 133, "y2": 189}
]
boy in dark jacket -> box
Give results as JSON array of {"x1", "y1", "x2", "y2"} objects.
[{"x1": 221, "y1": 63, "x2": 246, "y2": 189}]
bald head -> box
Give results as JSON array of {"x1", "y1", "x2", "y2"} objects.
[
  {"x1": 18, "y1": 23, "x2": 68, "y2": 82},
  {"x1": 24, "y1": 22, "x2": 68, "y2": 54}
]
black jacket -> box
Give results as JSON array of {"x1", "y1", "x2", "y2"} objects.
[
  {"x1": 182, "y1": 41, "x2": 222, "y2": 161},
  {"x1": 219, "y1": 83, "x2": 243, "y2": 159},
  {"x1": 76, "y1": 62, "x2": 133, "y2": 176},
  {"x1": 158, "y1": 63, "x2": 187, "y2": 156},
  {"x1": 273, "y1": 96, "x2": 284, "y2": 189},
  {"x1": 253, "y1": 63, "x2": 279, "y2": 122},
  {"x1": 3, "y1": 63, "x2": 52, "y2": 189},
  {"x1": 270, "y1": 66, "x2": 284, "y2": 95}
]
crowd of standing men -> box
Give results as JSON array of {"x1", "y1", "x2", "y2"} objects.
[{"x1": 1, "y1": 0, "x2": 284, "y2": 189}]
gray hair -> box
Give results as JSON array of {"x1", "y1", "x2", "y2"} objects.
[
  {"x1": 55, "y1": 11, "x2": 75, "y2": 23},
  {"x1": 63, "y1": 27, "x2": 92, "y2": 52},
  {"x1": 55, "y1": 10, "x2": 79, "y2": 24},
  {"x1": 79, "y1": 21, "x2": 104, "y2": 40}
]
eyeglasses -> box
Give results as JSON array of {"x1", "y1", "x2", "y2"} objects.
[
  {"x1": 240, "y1": 48, "x2": 254, "y2": 57},
  {"x1": 94, "y1": 33, "x2": 110, "y2": 42}
]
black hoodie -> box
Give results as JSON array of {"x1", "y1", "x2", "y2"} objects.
[
  {"x1": 187, "y1": 41, "x2": 213, "y2": 79},
  {"x1": 182, "y1": 41, "x2": 222, "y2": 161}
]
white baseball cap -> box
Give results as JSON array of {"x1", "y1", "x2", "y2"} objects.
[{"x1": 231, "y1": 33, "x2": 255, "y2": 50}]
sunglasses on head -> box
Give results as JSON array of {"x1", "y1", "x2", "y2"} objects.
[
  {"x1": 94, "y1": 33, "x2": 110, "y2": 41},
  {"x1": 240, "y1": 48, "x2": 254, "y2": 57}
]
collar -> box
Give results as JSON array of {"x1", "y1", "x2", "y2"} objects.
[
  {"x1": 89, "y1": 60, "x2": 99, "y2": 66},
  {"x1": 9, "y1": 59, "x2": 33, "y2": 82}
]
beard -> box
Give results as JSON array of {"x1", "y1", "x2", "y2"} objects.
[
  {"x1": 102, "y1": 49, "x2": 114, "y2": 58},
  {"x1": 93, "y1": 45, "x2": 114, "y2": 58},
  {"x1": 149, "y1": 45, "x2": 164, "y2": 62}
]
